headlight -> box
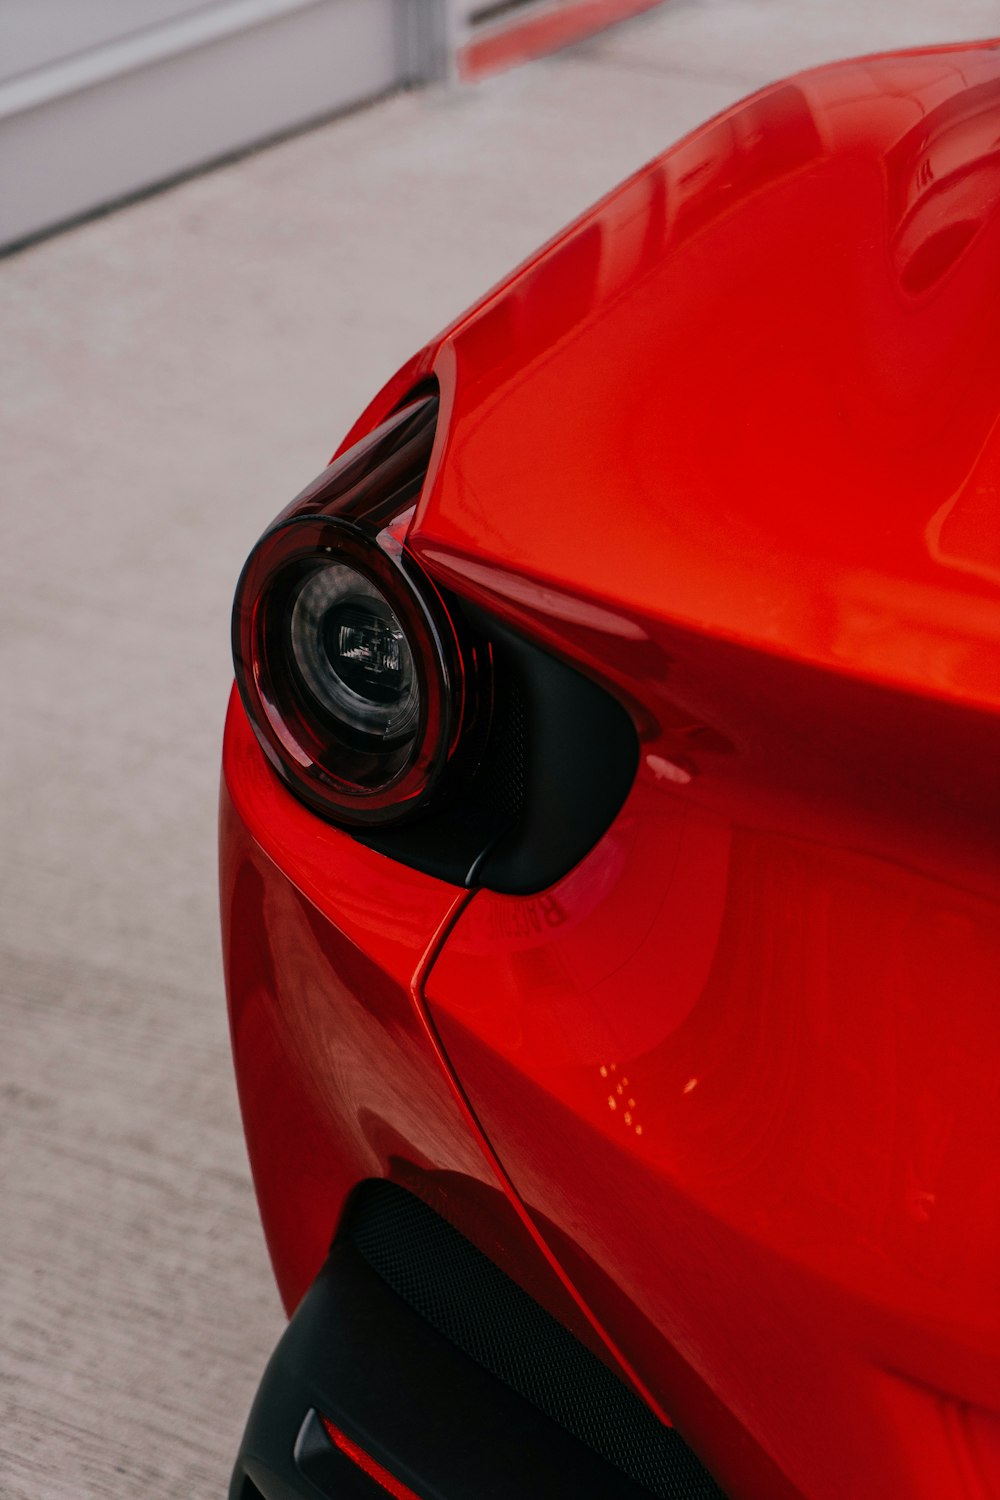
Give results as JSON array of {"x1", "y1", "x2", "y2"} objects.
[
  {"x1": 231, "y1": 385, "x2": 638, "y2": 887},
  {"x1": 232, "y1": 395, "x2": 472, "y2": 827}
]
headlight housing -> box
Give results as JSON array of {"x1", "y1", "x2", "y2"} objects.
[
  {"x1": 232, "y1": 394, "x2": 471, "y2": 827},
  {"x1": 231, "y1": 384, "x2": 639, "y2": 889}
]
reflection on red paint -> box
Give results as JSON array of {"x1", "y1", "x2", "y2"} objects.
[{"x1": 886, "y1": 77, "x2": 1000, "y2": 295}]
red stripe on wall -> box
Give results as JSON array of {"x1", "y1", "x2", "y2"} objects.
[{"x1": 459, "y1": 0, "x2": 667, "y2": 80}]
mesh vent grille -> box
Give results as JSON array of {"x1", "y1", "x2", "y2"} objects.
[
  {"x1": 470, "y1": 673, "x2": 527, "y2": 827},
  {"x1": 346, "y1": 1182, "x2": 726, "y2": 1500}
]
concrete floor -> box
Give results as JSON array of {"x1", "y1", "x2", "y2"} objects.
[{"x1": 1, "y1": 2, "x2": 995, "y2": 1495}]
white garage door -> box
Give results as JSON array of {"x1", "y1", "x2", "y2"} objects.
[
  {"x1": 0, "y1": 0, "x2": 441, "y2": 250},
  {"x1": 0, "y1": 0, "x2": 664, "y2": 249}
]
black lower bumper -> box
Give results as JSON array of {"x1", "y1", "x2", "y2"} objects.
[{"x1": 230, "y1": 1183, "x2": 725, "y2": 1500}]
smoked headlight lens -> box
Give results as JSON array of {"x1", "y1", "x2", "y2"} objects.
[{"x1": 288, "y1": 564, "x2": 419, "y2": 749}]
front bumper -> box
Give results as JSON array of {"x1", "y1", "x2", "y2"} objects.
[{"x1": 230, "y1": 1181, "x2": 724, "y2": 1500}]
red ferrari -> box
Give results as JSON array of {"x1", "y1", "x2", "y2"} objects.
[{"x1": 222, "y1": 38, "x2": 1000, "y2": 1500}]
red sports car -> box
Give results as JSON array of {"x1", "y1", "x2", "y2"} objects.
[{"x1": 221, "y1": 38, "x2": 1000, "y2": 1500}]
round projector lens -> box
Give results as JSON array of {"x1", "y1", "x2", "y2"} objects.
[{"x1": 289, "y1": 563, "x2": 419, "y2": 746}]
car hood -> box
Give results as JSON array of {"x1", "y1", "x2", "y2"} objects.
[{"x1": 406, "y1": 39, "x2": 1000, "y2": 722}]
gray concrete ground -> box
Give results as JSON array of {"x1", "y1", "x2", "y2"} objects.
[{"x1": 1, "y1": 2, "x2": 994, "y2": 1495}]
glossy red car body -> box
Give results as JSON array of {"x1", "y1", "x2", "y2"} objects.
[{"x1": 222, "y1": 39, "x2": 1000, "y2": 1500}]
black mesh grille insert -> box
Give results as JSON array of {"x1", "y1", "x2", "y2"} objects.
[
  {"x1": 465, "y1": 670, "x2": 527, "y2": 828},
  {"x1": 345, "y1": 1182, "x2": 727, "y2": 1500}
]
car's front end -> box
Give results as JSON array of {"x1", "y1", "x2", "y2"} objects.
[{"x1": 222, "y1": 38, "x2": 1000, "y2": 1500}]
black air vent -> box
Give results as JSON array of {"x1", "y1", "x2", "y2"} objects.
[
  {"x1": 346, "y1": 1182, "x2": 726, "y2": 1500},
  {"x1": 359, "y1": 608, "x2": 638, "y2": 894}
]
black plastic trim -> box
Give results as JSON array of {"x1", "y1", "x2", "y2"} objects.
[
  {"x1": 228, "y1": 1193, "x2": 725, "y2": 1500},
  {"x1": 472, "y1": 612, "x2": 639, "y2": 893},
  {"x1": 229, "y1": 1244, "x2": 677, "y2": 1500},
  {"x1": 356, "y1": 608, "x2": 639, "y2": 893}
]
